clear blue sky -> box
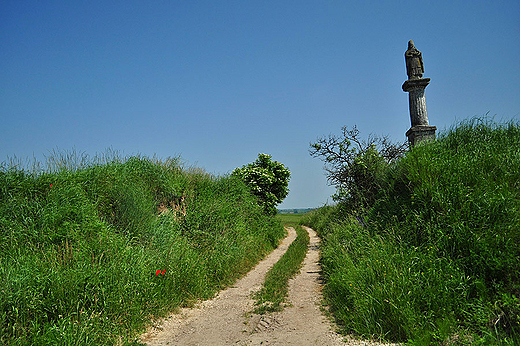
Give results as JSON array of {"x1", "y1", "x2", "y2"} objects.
[{"x1": 1, "y1": 1, "x2": 519, "y2": 209}]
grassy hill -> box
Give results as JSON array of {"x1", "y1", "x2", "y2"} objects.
[
  {"x1": 0, "y1": 153, "x2": 285, "y2": 345},
  {"x1": 302, "y1": 118, "x2": 520, "y2": 345}
]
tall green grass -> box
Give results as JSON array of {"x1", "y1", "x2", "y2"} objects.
[
  {"x1": 303, "y1": 117, "x2": 520, "y2": 345},
  {"x1": 0, "y1": 151, "x2": 285, "y2": 345}
]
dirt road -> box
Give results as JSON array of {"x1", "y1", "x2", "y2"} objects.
[{"x1": 139, "y1": 226, "x2": 395, "y2": 346}]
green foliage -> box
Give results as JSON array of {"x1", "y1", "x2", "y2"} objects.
[
  {"x1": 0, "y1": 151, "x2": 285, "y2": 345},
  {"x1": 232, "y1": 153, "x2": 290, "y2": 216},
  {"x1": 304, "y1": 117, "x2": 520, "y2": 344},
  {"x1": 253, "y1": 225, "x2": 310, "y2": 314},
  {"x1": 310, "y1": 126, "x2": 407, "y2": 212}
]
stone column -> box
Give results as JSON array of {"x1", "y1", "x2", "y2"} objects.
[{"x1": 403, "y1": 40, "x2": 436, "y2": 147}]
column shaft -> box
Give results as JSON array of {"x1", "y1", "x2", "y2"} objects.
[{"x1": 408, "y1": 87, "x2": 429, "y2": 127}]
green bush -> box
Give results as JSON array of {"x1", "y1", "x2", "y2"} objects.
[
  {"x1": 232, "y1": 153, "x2": 290, "y2": 216},
  {"x1": 309, "y1": 125, "x2": 407, "y2": 212}
]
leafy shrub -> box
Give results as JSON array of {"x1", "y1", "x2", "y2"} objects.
[
  {"x1": 309, "y1": 125, "x2": 407, "y2": 212},
  {"x1": 232, "y1": 153, "x2": 290, "y2": 215}
]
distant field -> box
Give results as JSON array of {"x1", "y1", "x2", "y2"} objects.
[
  {"x1": 276, "y1": 212, "x2": 308, "y2": 227},
  {"x1": 277, "y1": 208, "x2": 315, "y2": 214}
]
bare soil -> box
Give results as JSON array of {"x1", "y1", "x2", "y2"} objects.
[{"x1": 139, "y1": 226, "x2": 398, "y2": 346}]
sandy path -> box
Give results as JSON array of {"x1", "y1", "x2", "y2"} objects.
[
  {"x1": 244, "y1": 226, "x2": 395, "y2": 346},
  {"x1": 243, "y1": 225, "x2": 345, "y2": 346},
  {"x1": 140, "y1": 226, "x2": 396, "y2": 346},
  {"x1": 139, "y1": 227, "x2": 298, "y2": 346}
]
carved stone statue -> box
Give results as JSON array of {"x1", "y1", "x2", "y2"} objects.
[{"x1": 405, "y1": 40, "x2": 424, "y2": 80}]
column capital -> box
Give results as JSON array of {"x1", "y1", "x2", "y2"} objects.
[{"x1": 402, "y1": 78, "x2": 430, "y2": 92}]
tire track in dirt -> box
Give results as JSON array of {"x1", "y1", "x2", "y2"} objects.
[{"x1": 243, "y1": 226, "x2": 396, "y2": 346}]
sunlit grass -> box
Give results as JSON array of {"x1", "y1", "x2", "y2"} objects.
[
  {"x1": 302, "y1": 117, "x2": 520, "y2": 345},
  {"x1": 0, "y1": 150, "x2": 285, "y2": 345}
]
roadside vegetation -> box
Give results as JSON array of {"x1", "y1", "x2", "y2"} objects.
[
  {"x1": 304, "y1": 117, "x2": 520, "y2": 345},
  {"x1": 0, "y1": 151, "x2": 286, "y2": 346},
  {"x1": 253, "y1": 225, "x2": 310, "y2": 314}
]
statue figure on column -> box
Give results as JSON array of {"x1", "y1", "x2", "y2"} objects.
[
  {"x1": 405, "y1": 40, "x2": 424, "y2": 80},
  {"x1": 402, "y1": 40, "x2": 436, "y2": 147}
]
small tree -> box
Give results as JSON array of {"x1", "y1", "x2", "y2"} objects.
[
  {"x1": 310, "y1": 125, "x2": 408, "y2": 211},
  {"x1": 232, "y1": 154, "x2": 290, "y2": 215}
]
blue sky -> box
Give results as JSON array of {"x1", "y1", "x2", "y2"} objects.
[{"x1": 1, "y1": 1, "x2": 519, "y2": 209}]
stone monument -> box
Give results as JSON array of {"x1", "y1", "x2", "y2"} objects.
[{"x1": 403, "y1": 40, "x2": 436, "y2": 146}]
